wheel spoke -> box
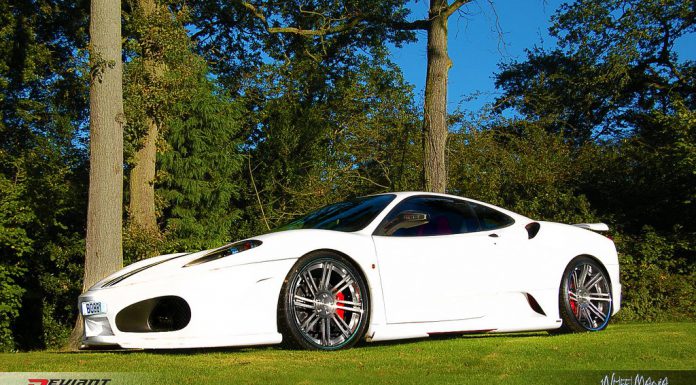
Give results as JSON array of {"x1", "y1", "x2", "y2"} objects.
[
  {"x1": 320, "y1": 262, "x2": 333, "y2": 290},
  {"x1": 568, "y1": 290, "x2": 578, "y2": 300},
  {"x1": 588, "y1": 295, "x2": 612, "y2": 302},
  {"x1": 332, "y1": 314, "x2": 351, "y2": 339},
  {"x1": 571, "y1": 269, "x2": 579, "y2": 290},
  {"x1": 300, "y1": 313, "x2": 319, "y2": 331},
  {"x1": 335, "y1": 304, "x2": 363, "y2": 314},
  {"x1": 583, "y1": 273, "x2": 603, "y2": 290},
  {"x1": 587, "y1": 302, "x2": 607, "y2": 322},
  {"x1": 294, "y1": 294, "x2": 318, "y2": 309},
  {"x1": 293, "y1": 302, "x2": 315, "y2": 310},
  {"x1": 333, "y1": 279, "x2": 354, "y2": 296},
  {"x1": 576, "y1": 305, "x2": 585, "y2": 322},
  {"x1": 578, "y1": 264, "x2": 590, "y2": 288},
  {"x1": 331, "y1": 275, "x2": 353, "y2": 294},
  {"x1": 335, "y1": 299, "x2": 361, "y2": 306},
  {"x1": 581, "y1": 308, "x2": 592, "y2": 325},
  {"x1": 303, "y1": 271, "x2": 318, "y2": 295},
  {"x1": 294, "y1": 294, "x2": 318, "y2": 305},
  {"x1": 321, "y1": 318, "x2": 331, "y2": 346}
]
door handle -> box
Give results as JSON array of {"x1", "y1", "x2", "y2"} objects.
[{"x1": 488, "y1": 233, "x2": 499, "y2": 238}]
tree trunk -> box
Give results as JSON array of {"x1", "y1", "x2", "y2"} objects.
[
  {"x1": 128, "y1": 119, "x2": 158, "y2": 232},
  {"x1": 422, "y1": 0, "x2": 452, "y2": 193},
  {"x1": 66, "y1": 0, "x2": 124, "y2": 350},
  {"x1": 128, "y1": 0, "x2": 162, "y2": 234}
]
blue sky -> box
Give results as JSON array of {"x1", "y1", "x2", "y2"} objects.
[{"x1": 389, "y1": 0, "x2": 696, "y2": 113}]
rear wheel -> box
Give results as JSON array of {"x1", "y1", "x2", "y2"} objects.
[
  {"x1": 279, "y1": 251, "x2": 369, "y2": 350},
  {"x1": 558, "y1": 256, "x2": 613, "y2": 333}
]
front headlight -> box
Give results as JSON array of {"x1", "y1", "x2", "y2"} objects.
[{"x1": 182, "y1": 240, "x2": 262, "y2": 267}]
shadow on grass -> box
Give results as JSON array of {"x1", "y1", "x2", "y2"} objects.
[
  {"x1": 58, "y1": 330, "x2": 553, "y2": 355},
  {"x1": 58, "y1": 344, "x2": 284, "y2": 355}
]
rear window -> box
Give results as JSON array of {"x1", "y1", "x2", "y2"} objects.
[{"x1": 469, "y1": 202, "x2": 515, "y2": 230}]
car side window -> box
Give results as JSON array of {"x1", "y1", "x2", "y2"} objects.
[
  {"x1": 468, "y1": 202, "x2": 515, "y2": 230},
  {"x1": 374, "y1": 196, "x2": 480, "y2": 237}
]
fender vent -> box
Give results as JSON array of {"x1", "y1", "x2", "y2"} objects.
[
  {"x1": 525, "y1": 222, "x2": 541, "y2": 239},
  {"x1": 525, "y1": 293, "x2": 546, "y2": 316}
]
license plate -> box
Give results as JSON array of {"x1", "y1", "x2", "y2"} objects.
[{"x1": 81, "y1": 301, "x2": 107, "y2": 316}]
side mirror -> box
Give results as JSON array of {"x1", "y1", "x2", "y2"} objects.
[{"x1": 382, "y1": 211, "x2": 429, "y2": 236}]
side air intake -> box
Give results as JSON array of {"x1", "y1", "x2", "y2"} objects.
[
  {"x1": 525, "y1": 222, "x2": 541, "y2": 239},
  {"x1": 524, "y1": 293, "x2": 546, "y2": 316}
]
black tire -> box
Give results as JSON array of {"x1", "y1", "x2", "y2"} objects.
[
  {"x1": 278, "y1": 251, "x2": 370, "y2": 350},
  {"x1": 557, "y1": 256, "x2": 613, "y2": 333}
]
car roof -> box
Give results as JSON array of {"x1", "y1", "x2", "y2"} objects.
[{"x1": 355, "y1": 191, "x2": 530, "y2": 235}]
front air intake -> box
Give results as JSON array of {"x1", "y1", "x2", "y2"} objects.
[{"x1": 115, "y1": 296, "x2": 191, "y2": 333}]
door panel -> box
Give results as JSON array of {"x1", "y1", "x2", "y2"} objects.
[{"x1": 373, "y1": 233, "x2": 497, "y2": 323}]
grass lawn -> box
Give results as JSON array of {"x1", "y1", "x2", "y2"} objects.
[{"x1": 1, "y1": 322, "x2": 694, "y2": 385}]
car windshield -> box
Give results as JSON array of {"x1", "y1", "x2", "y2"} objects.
[{"x1": 273, "y1": 194, "x2": 396, "y2": 233}]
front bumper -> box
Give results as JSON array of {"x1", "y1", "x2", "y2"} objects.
[{"x1": 78, "y1": 259, "x2": 295, "y2": 349}]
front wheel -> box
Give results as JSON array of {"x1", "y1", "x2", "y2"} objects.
[
  {"x1": 278, "y1": 251, "x2": 370, "y2": 350},
  {"x1": 558, "y1": 256, "x2": 613, "y2": 333}
]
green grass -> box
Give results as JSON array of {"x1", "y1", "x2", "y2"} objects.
[{"x1": 1, "y1": 323, "x2": 694, "y2": 385}]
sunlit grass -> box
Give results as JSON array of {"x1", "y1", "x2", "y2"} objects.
[{"x1": 1, "y1": 322, "x2": 694, "y2": 385}]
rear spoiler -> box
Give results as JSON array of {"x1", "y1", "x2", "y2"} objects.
[{"x1": 572, "y1": 223, "x2": 609, "y2": 232}]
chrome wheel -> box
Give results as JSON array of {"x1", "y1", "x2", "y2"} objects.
[
  {"x1": 558, "y1": 257, "x2": 612, "y2": 332},
  {"x1": 280, "y1": 253, "x2": 369, "y2": 350}
]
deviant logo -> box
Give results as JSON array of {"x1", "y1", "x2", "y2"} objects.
[{"x1": 28, "y1": 379, "x2": 112, "y2": 385}]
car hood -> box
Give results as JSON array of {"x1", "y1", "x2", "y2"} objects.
[{"x1": 87, "y1": 229, "x2": 361, "y2": 290}]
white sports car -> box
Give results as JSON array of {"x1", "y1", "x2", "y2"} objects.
[{"x1": 78, "y1": 192, "x2": 620, "y2": 350}]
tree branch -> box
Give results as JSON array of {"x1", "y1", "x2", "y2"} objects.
[
  {"x1": 247, "y1": 154, "x2": 270, "y2": 231},
  {"x1": 445, "y1": 0, "x2": 473, "y2": 18},
  {"x1": 389, "y1": 19, "x2": 430, "y2": 31},
  {"x1": 239, "y1": 0, "x2": 269, "y2": 28},
  {"x1": 236, "y1": 0, "x2": 430, "y2": 38},
  {"x1": 268, "y1": 16, "x2": 363, "y2": 36}
]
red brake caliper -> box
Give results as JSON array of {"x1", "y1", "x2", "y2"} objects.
[
  {"x1": 569, "y1": 281, "x2": 578, "y2": 316},
  {"x1": 335, "y1": 291, "x2": 345, "y2": 319}
]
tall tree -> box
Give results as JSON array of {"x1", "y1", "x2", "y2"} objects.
[
  {"x1": 228, "y1": 0, "x2": 472, "y2": 193},
  {"x1": 68, "y1": 0, "x2": 124, "y2": 349},
  {"x1": 405, "y1": 0, "x2": 471, "y2": 192},
  {"x1": 126, "y1": 0, "x2": 168, "y2": 235},
  {"x1": 122, "y1": 2, "x2": 247, "y2": 257}
]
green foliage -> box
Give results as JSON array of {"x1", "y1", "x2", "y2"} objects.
[
  {"x1": 190, "y1": 0, "x2": 421, "y2": 237},
  {"x1": 614, "y1": 229, "x2": 695, "y2": 322},
  {"x1": 123, "y1": 2, "x2": 202, "y2": 149},
  {"x1": 237, "y1": 53, "x2": 421, "y2": 236},
  {"x1": 448, "y1": 122, "x2": 595, "y2": 224},
  {"x1": 551, "y1": 0, "x2": 695, "y2": 65},
  {"x1": 493, "y1": 0, "x2": 695, "y2": 322},
  {"x1": 0, "y1": 145, "x2": 86, "y2": 351},
  {"x1": 0, "y1": 0, "x2": 89, "y2": 350},
  {"x1": 190, "y1": 0, "x2": 415, "y2": 93},
  {"x1": 123, "y1": 3, "x2": 247, "y2": 255},
  {"x1": 495, "y1": 49, "x2": 631, "y2": 144},
  {"x1": 586, "y1": 99, "x2": 696, "y2": 233},
  {"x1": 0, "y1": 265, "x2": 24, "y2": 351},
  {"x1": 158, "y1": 79, "x2": 245, "y2": 251},
  {"x1": 123, "y1": 225, "x2": 167, "y2": 266}
]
